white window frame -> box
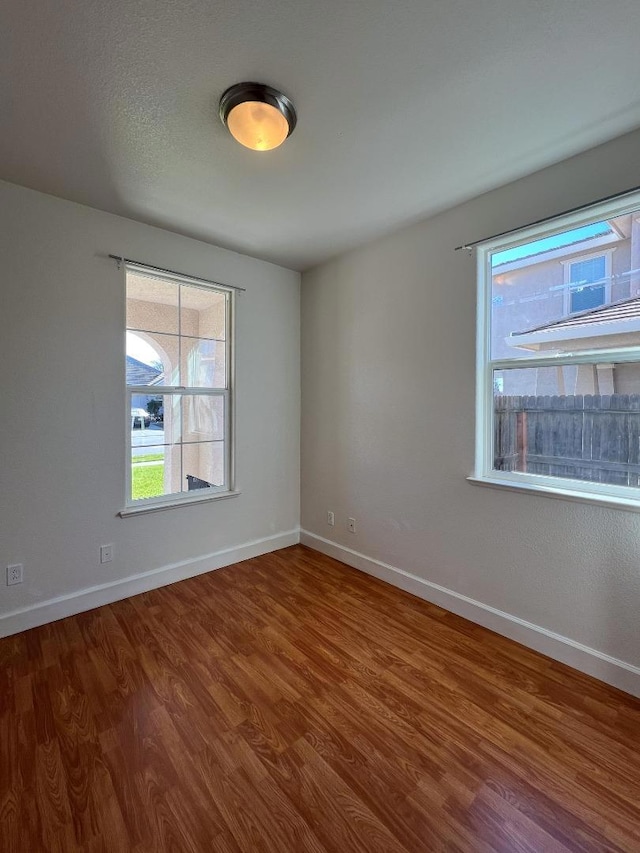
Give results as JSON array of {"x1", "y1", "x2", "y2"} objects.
[
  {"x1": 472, "y1": 189, "x2": 640, "y2": 511},
  {"x1": 122, "y1": 263, "x2": 238, "y2": 515},
  {"x1": 561, "y1": 249, "x2": 613, "y2": 314}
]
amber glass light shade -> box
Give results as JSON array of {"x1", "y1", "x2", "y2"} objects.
[
  {"x1": 226, "y1": 101, "x2": 289, "y2": 151},
  {"x1": 219, "y1": 83, "x2": 296, "y2": 152}
]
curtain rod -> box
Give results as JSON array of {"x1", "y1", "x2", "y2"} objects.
[
  {"x1": 454, "y1": 184, "x2": 640, "y2": 253},
  {"x1": 108, "y1": 255, "x2": 246, "y2": 292}
]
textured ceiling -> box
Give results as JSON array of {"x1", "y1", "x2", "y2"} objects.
[{"x1": 2, "y1": 0, "x2": 640, "y2": 270}]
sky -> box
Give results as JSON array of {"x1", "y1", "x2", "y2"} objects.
[
  {"x1": 491, "y1": 222, "x2": 611, "y2": 267},
  {"x1": 126, "y1": 331, "x2": 161, "y2": 366}
]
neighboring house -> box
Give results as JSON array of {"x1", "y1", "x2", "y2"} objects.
[
  {"x1": 126, "y1": 355, "x2": 163, "y2": 412},
  {"x1": 492, "y1": 213, "x2": 640, "y2": 394},
  {"x1": 508, "y1": 295, "x2": 640, "y2": 395}
]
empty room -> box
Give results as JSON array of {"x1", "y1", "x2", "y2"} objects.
[{"x1": 2, "y1": 1, "x2": 640, "y2": 850}]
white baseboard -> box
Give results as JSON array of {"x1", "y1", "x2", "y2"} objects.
[
  {"x1": 300, "y1": 530, "x2": 640, "y2": 699},
  {"x1": 0, "y1": 529, "x2": 300, "y2": 639}
]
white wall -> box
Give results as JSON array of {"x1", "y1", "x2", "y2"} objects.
[
  {"x1": 0, "y1": 180, "x2": 300, "y2": 634},
  {"x1": 301, "y1": 128, "x2": 640, "y2": 696}
]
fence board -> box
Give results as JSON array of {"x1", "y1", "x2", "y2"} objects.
[{"x1": 493, "y1": 394, "x2": 640, "y2": 487}]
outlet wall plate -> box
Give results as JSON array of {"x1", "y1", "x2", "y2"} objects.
[
  {"x1": 100, "y1": 545, "x2": 114, "y2": 564},
  {"x1": 7, "y1": 564, "x2": 23, "y2": 585},
  {"x1": 327, "y1": 511, "x2": 335, "y2": 526}
]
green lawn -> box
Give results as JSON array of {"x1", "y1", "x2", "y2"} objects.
[
  {"x1": 132, "y1": 463, "x2": 164, "y2": 499},
  {"x1": 133, "y1": 452, "x2": 165, "y2": 463}
]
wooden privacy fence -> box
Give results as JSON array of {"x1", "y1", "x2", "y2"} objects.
[{"x1": 494, "y1": 394, "x2": 640, "y2": 486}]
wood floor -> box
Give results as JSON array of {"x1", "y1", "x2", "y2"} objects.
[{"x1": 1, "y1": 545, "x2": 639, "y2": 852}]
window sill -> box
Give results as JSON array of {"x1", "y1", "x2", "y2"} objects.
[
  {"x1": 119, "y1": 490, "x2": 241, "y2": 517},
  {"x1": 467, "y1": 475, "x2": 640, "y2": 513}
]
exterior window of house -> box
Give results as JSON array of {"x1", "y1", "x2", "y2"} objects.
[
  {"x1": 563, "y1": 252, "x2": 611, "y2": 314},
  {"x1": 125, "y1": 264, "x2": 234, "y2": 509},
  {"x1": 474, "y1": 190, "x2": 640, "y2": 507}
]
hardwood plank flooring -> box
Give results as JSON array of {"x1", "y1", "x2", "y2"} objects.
[{"x1": 1, "y1": 544, "x2": 639, "y2": 852}]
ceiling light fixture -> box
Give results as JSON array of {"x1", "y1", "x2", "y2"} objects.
[{"x1": 219, "y1": 82, "x2": 297, "y2": 152}]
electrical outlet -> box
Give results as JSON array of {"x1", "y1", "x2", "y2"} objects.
[
  {"x1": 100, "y1": 544, "x2": 114, "y2": 564},
  {"x1": 348, "y1": 517, "x2": 356, "y2": 533},
  {"x1": 7, "y1": 564, "x2": 23, "y2": 586},
  {"x1": 327, "y1": 511, "x2": 335, "y2": 526}
]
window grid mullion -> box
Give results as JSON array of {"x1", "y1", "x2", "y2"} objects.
[
  {"x1": 126, "y1": 325, "x2": 225, "y2": 344},
  {"x1": 490, "y1": 349, "x2": 640, "y2": 372},
  {"x1": 178, "y1": 282, "x2": 182, "y2": 388},
  {"x1": 127, "y1": 386, "x2": 228, "y2": 395}
]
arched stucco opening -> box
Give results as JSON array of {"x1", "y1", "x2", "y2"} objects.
[{"x1": 127, "y1": 331, "x2": 181, "y2": 496}]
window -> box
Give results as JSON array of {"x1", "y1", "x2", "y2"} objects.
[
  {"x1": 562, "y1": 251, "x2": 611, "y2": 314},
  {"x1": 475, "y1": 192, "x2": 640, "y2": 506},
  {"x1": 125, "y1": 264, "x2": 234, "y2": 509}
]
